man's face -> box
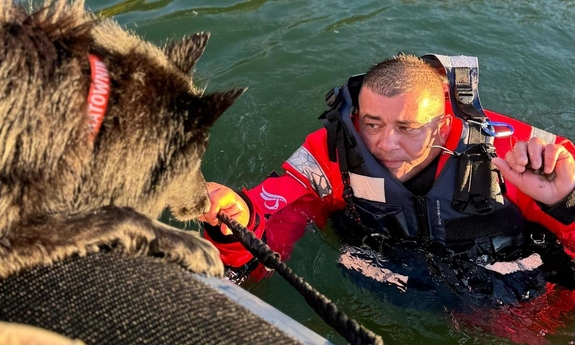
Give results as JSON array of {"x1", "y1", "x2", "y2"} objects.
[{"x1": 357, "y1": 87, "x2": 449, "y2": 182}]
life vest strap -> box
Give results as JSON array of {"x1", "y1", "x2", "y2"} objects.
[{"x1": 421, "y1": 54, "x2": 487, "y2": 121}]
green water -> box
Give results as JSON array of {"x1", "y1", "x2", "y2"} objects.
[{"x1": 86, "y1": 1, "x2": 575, "y2": 344}]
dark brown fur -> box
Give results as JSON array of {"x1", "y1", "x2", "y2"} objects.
[{"x1": 0, "y1": 0, "x2": 244, "y2": 278}]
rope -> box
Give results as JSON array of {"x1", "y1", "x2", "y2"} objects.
[{"x1": 217, "y1": 212, "x2": 384, "y2": 345}]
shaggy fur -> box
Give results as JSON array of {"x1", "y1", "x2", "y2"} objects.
[{"x1": 0, "y1": 0, "x2": 244, "y2": 278}]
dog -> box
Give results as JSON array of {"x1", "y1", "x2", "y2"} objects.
[{"x1": 0, "y1": 0, "x2": 244, "y2": 278}]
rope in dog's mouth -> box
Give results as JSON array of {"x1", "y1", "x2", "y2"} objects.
[{"x1": 217, "y1": 211, "x2": 384, "y2": 345}]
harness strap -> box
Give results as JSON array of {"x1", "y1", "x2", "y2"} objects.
[
  {"x1": 419, "y1": 54, "x2": 506, "y2": 215},
  {"x1": 320, "y1": 85, "x2": 366, "y2": 225},
  {"x1": 421, "y1": 54, "x2": 487, "y2": 121},
  {"x1": 320, "y1": 86, "x2": 363, "y2": 169}
]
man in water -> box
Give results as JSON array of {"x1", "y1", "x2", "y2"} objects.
[{"x1": 199, "y1": 54, "x2": 575, "y2": 298}]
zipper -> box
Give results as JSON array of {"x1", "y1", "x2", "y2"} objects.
[{"x1": 415, "y1": 195, "x2": 430, "y2": 243}]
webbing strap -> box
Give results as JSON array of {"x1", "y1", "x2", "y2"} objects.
[
  {"x1": 320, "y1": 85, "x2": 363, "y2": 169},
  {"x1": 325, "y1": 112, "x2": 340, "y2": 163},
  {"x1": 419, "y1": 54, "x2": 505, "y2": 215},
  {"x1": 421, "y1": 54, "x2": 487, "y2": 121},
  {"x1": 452, "y1": 123, "x2": 502, "y2": 215}
]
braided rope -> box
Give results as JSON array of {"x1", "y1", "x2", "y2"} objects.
[{"x1": 217, "y1": 212, "x2": 384, "y2": 345}]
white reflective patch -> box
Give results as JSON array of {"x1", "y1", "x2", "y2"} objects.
[
  {"x1": 482, "y1": 253, "x2": 543, "y2": 275},
  {"x1": 349, "y1": 173, "x2": 386, "y2": 203},
  {"x1": 286, "y1": 146, "x2": 332, "y2": 198},
  {"x1": 285, "y1": 171, "x2": 309, "y2": 190},
  {"x1": 339, "y1": 251, "x2": 408, "y2": 292},
  {"x1": 531, "y1": 127, "x2": 556, "y2": 144}
]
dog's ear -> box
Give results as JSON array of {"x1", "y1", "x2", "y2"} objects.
[
  {"x1": 189, "y1": 88, "x2": 246, "y2": 130},
  {"x1": 164, "y1": 32, "x2": 210, "y2": 74}
]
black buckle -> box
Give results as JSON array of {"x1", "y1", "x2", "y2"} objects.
[{"x1": 472, "y1": 195, "x2": 493, "y2": 214}]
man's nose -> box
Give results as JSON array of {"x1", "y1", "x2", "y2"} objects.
[{"x1": 378, "y1": 127, "x2": 400, "y2": 151}]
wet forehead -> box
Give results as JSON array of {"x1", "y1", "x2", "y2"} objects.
[{"x1": 358, "y1": 88, "x2": 438, "y2": 124}]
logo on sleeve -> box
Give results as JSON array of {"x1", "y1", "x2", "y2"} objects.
[{"x1": 260, "y1": 187, "x2": 287, "y2": 210}]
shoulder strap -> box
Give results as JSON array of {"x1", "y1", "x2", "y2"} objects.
[
  {"x1": 318, "y1": 75, "x2": 364, "y2": 169},
  {"x1": 419, "y1": 54, "x2": 511, "y2": 214},
  {"x1": 420, "y1": 54, "x2": 487, "y2": 121}
]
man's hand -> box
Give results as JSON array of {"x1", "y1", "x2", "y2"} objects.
[
  {"x1": 492, "y1": 137, "x2": 575, "y2": 206},
  {"x1": 198, "y1": 182, "x2": 250, "y2": 235}
]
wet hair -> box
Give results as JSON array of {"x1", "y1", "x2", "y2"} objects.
[
  {"x1": 362, "y1": 54, "x2": 445, "y2": 120},
  {"x1": 363, "y1": 54, "x2": 445, "y2": 97}
]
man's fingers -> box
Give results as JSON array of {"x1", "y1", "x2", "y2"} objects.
[
  {"x1": 198, "y1": 214, "x2": 219, "y2": 226},
  {"x1": 219, "y1": 224, "x2": 233, "y2": 236},
  {"x1": 512, "y1": 141, "x2": 529, "y2": 169},
  {"x1": 221, "y1": 203, "x2": 250, "y2": 227},
  {"x1": 542, "y1": 144, "x2": 565, "y2": 175},
  {"x1": 493, "y1": 138, "x2": 575, "y2": 205},
  {"x1": 214, "y1": 203, "x2": 247, "y2": 236},
  {"x1": 201, "y1": 182, "x2": 228, "y2": 225},
  {"x1": 492, "y1": 157, "x2": 519, "y2": 183},
  {"x1": 200, "y1": 195, "x2": 223, "y2": 226},
  {"x1": 527, "y1": 139, "x2": 544, "y2": 170},
  {"x1": 505, "y1": 150, "x2": 525, "y2": 173},
  {"x1": 203, "y1": 182, "x2": 250, "y2": 235}
]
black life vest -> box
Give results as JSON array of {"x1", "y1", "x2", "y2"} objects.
[{"x1": 320, "y1": 54, "x2": 525, "y2": 262}]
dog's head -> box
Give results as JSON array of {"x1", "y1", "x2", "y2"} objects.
[{"x1": 0, "y1": 0, "x2": 243, "y2": 232}]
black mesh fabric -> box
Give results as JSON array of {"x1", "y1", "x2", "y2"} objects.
[{"x1": 0, "y1": 252, "x2": 303, "y2": 345}]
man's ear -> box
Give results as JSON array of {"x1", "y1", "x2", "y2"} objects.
[{"x1": 439, "y1": 114, "x2": 452, "y2": 145}]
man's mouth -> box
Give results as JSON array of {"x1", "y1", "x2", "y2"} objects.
[{"x1": 380, "y1": 159, "x2": 404, "y2": 169}]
